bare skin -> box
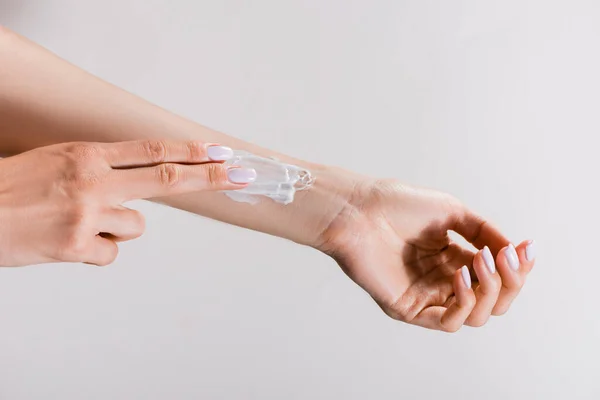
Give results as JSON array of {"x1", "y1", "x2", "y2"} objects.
[
  {"x1": 0, "y1": 139, "x2": 255, "y2": 266},
  {"x1": 0, "y1": 26, "x2": 536, "y2": 332}
]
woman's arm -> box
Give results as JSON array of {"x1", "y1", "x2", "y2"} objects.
[
  {"x1": 0, "y1": 27, "x2": 536, "y2": 332},
  {"x1": 0, "y1": 26, "x2": 348, "y2": 248}
]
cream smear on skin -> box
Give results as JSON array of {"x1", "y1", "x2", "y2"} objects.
[{"x1": 223, "y1": 151, "x2": 314, "y2": 205}]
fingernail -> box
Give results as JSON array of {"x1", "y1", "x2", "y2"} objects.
[
  {"x1": 207, "y1": 145, "x2": 233, "y2": 161},
  {"x1": 460, "y1": 266, "x2": 471, "y2": 289},
  {"x1": 526, "y1": 240, "x2": 536, "y2": 261},
  {"x1": 505, "y1": 244, "x2": 519, "y2": 271},
  {"x1": 227, "y1": 167, "x2": 257, "y2": 184},
  {"x1": 482, "y1": 246, "x2": 496, "y2": 274}
]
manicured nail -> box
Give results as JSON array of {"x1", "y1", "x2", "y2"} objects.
[
  {"x1": 482, "y1": 246, "x2": 496, "y2": 274},
  {"x1": 526, "y1": 240, "x2": 536, "y2": 261},
  {"x1": 460, "y1": 266, "x2": 471, "y2": 289},
  {"x1": 227, "y1": 167, "x2": 257, "y2": 184},
  {"x1": 207, "y1": 145, "x2": 233, "y2": 161},
  {"x1": 505, "y1": 244, "x2": 519, "y2": 271}
]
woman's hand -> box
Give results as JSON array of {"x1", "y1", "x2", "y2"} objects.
[
  {"x1": 0, "y1": 28, "x2": 535, "y2": 330},
  {"x1": 318, "y1": 179, "x2": 536, "y2": 332},
  {"x1": 0, "y1": 140, "x2": 255, "y2": 267}
]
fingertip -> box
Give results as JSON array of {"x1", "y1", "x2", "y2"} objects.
[
  {"x1": 495, "y1": 245, "x2": 524, "y2": 290},
  {"x1": 516, "y1": 240, "x2": 536, "y2": 274},
  {"x1": 460, "y1": 265, "x2": 472, "y2": 289},
  {"x1": 196, "y1": 164, "x2": 254, "y2": 192},
  {"x1": 482, "y1": 246, "x2": 496, "y2": 274},
  {"x1": 454, "y1": 267, "x2": 475, "y2": 307},
  {"x1": 500, "y1": 244, "x2": 520, "y2": 272},
  {"x1": 526, "y1": 240, "x2": 536, "y2": 262},
  {"x1": 520, "y1": 239, "x2": 536, "y2": 262},
  {"x1": 206, "y1": 144, "x2": 234, "y2": 162},
  {"x1": 473, "y1": 247, "x2": 495, "y2": 281},
  {"x1": 226, "y1": 167, "x2": 257, "y2": 185}
]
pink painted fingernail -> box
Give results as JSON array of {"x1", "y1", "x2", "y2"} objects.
[
  {"x1": 482, "y1": 246, "x2": 496, "y2": 274},
  {"x1": 505, "y1": 244, "x2": 519, "y2": 271},
  {"x1": 460, "y1": 266, "x2": 471, "y2": 288},
  {"x1": 526, "y1": 240, "x2": 536, "y2": 261},
  {"x1": 227, "y1": 167, "x2": 257, "y2": 184},
  {"x1": 207, "y1": 145, "x2": 233, "y2": 161}
]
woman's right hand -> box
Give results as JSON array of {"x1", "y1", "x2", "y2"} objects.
[{"x1": 0, "y1": 140, "x2": 255, "y2": 267}]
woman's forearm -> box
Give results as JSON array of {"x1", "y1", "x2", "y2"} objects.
[
  {"x1": 0, "y1": 27, "x2": 355, "y2": 247},
  {"x1": 0, "y1": 27, "x2": 537, "y2": 332}
]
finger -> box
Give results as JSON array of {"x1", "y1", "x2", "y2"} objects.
[
  {"x1": 96, "y1": 207, "x2": 146, "y2": 242},
  {"x1": 439, "y1": 266, "x2": 477, "y2": 332},
  {"x1": 453, "y1": 208, "x2": 510, "y2": 255},
  {"x1": 103, "y1": 140, "x2": 233, "y2": 168},
  {"x1": 84, "y1": 236, "x2": 119, "y2": 266},
  {"x1": 447, "y1": 243, "x2": 476, "y2": 277},
  {"x1": 110, "y1": 163, "x2": 256, "y2": 200},
  {"x1": 491, "y1": 244, "x2": 523, "y2": 315},
  {"x1": 465, "y1": 246, "x2": 502, "y2": 327},
  {"x1": 411, "y1": 266, "x2": 476, "y2": 332},
  {"x1": 516, "y1": 239, "x2": 536, "y2": 276}
]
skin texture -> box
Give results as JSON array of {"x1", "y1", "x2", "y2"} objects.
[
  {"x1": 319, "y1": 181, "x2": 535, "y2": 331},
  {"x1": 0, "y1": 140, "x2": 252, "y2": 266},
  {"x1": 0, "y1": 26, "x2": 536, "y2": 332}
]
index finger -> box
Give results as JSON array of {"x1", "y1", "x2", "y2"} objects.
[
  {"x1": 102, "y1": 139, "x2": 233, "y2": 168},
  {"x1": 110, "y1": 163, "x2": 256, "y2": 201},
  {"x1": 452, "y1": 207, "x2": 510, "y2": 255}
]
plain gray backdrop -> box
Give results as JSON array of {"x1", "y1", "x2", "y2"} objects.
[{"x1": 0, "y1": 1, "x2": 598, "y2": 399}]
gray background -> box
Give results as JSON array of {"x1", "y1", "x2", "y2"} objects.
[{"x1": 0, "y1": 1, "x2": 598, "y2": 399}]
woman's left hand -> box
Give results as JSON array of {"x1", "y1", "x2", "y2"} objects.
[{"x1": 317, "y1": 179, "x2": 536, "y2": 332}]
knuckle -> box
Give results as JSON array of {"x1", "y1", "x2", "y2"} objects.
[
  {"x1": 61, "y1": 144, "x2": 104, "y2": 190},
  {"x1": 60, "y1": 231, "x2": 89, "y2": 261},
  {"x1": 505, "y1": 275, "x2": 524, "y2": 291},
  {"x1": 71, "y1": 171, "x2": 101, "y2": 190},
  {"x1": 384, "y1": 306, "x2": 406, "y2": 322},
  {"x1": 130, "y1": 211, "x2": 146, "y2": 237},
  {"x1": 186, "y1": 141, "x2": 206, "y2": 161},
  {"x1": 56, "y1": 204, "x2": 97, "y2": 260},
  {"x1": 65, "y1": 142, "x2": 102, "y2": 164},
  {"x1": 66, "y1": 204, "x2": 93, "y2": 230},
  {"x1": 142, "y1": 140, "x2": 168, "y2": 164},
  {"x1": 388, "y1": 304, "x2": 410, "y2": 323},
  {"x1": 157, "y1": 163, "x2": 181, "y2": 188},
  {"x1": 487, "y1": 276, "x2": 502, "y2": 293},
  {"x1": 466, "y1": 217, "x2": 487, "y2": 244},
  {"x1": 203, "y1": 164, "x2": 227, "y2": 187},
  {"x1": 463, "y1": 294, "x2": 477, "y2": 309},
  {"x1": 387, "y1": 293, "x2": 421, "y2": 323},
  {"x1": 96, "y1": 246, "x2": 119, "y2": 267}
]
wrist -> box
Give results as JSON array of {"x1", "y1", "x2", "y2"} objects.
[{"x1": 288, "y1": 163, "x2": 362, "y2": 249}]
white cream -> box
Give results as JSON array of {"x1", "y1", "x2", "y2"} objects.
[{"x1": 223, "y1": 151, "x2": 314, "y2": 205}]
